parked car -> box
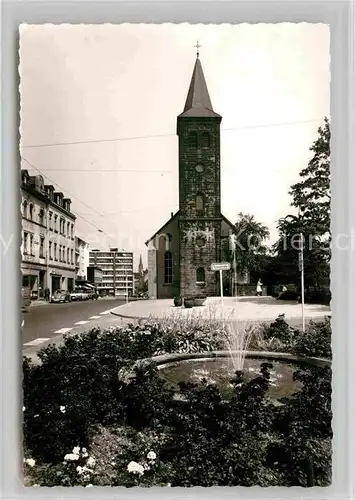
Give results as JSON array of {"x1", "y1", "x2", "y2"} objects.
[
  {"x1": 22, "y1": 286, "x2": 32, "y2": 312},
  {"x1": 80, "y1": 289, "x2": 91, "y2": 301},
  {"x1": 51, "y1": 290, "x2": 71, "y2": 303},
  {"x1": 70, "y1": 288, "x2": 85, "y2": 301}
]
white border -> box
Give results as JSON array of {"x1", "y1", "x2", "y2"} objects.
[{"x1": 1, "y1": 0, "x2": 354, "y2": 499}]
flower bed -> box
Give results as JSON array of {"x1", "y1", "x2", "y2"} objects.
[{"x1": 23, "y1": 315, "x2": 332, "y2": 487}]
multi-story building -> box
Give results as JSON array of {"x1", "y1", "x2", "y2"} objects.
[
  {"x1": 89, "y1": 248, "x2": 134, "y2": 296},
  {"x1": 75, "y1": 236, "x2": 89, "y2": 281},
  {"x1": 21, "y1": 170, "x2": 76, "y2": 297}
]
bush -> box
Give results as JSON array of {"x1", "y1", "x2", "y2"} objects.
[
  {"x1": 260, "y1": 314, "x2": 300, "y2": 346},
  {"x1": 23, "y1": 321, "x2": 223, "y2": 464},
  {"x1": 23, "y1": 317, "x2": 332, "y2": 487},
  {"x1": 292, "y1": 317, "x2": 331, "y2": 359}
]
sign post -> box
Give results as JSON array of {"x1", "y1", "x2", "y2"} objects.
[
  {"x1": 211, "y1": 262, "x2": 231, "y2": 327},
  {"x1": 299, "y1": 233, "x2": 305, "y2": 333}
]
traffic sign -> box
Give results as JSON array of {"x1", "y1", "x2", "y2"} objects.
[{"x1": 211, "y1": 262, "x2": 231, "y2": 271}]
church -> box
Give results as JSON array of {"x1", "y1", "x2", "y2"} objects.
[{"x1": 145, "y1": 50, "x2": 237, "y2": 299}]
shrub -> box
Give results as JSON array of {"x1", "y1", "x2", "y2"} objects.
[
  {"x1": 23, "y1": 316, "x2": 332, "y2": 487},
  {"x1": 261, "y1": 314, "x2": 299, "y2": 346},
  {"x1": 292, "y1": 317, "x2": 331, "y2": 359}
]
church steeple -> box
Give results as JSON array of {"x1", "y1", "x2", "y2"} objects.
[{"x1": 179, "y1": 56, "x2": 221, "y2": 118}]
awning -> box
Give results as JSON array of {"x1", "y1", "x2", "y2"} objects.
[{"x1": 82, "y1": 283, "x2": 95, "y2": 289}]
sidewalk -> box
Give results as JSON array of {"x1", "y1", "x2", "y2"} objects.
[
  {"x1": 110, "y1": 296, "x2": 331, "y2": 323},
  {"x1": 29, "y1": 299, "x2": 49, "y2": 307}
]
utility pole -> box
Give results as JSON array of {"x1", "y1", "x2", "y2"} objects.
[{"x1": 299, "y1": 232, "x2": 305, "y2": 333}]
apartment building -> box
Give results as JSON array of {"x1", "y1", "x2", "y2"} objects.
[
  {"x1": 75, "y1": 236, "x2": 90, "y2": 281},
  {"x1": 21, "y1": 170, "x2": 76, "y2": 297},
  {"x1": 89, "y1": 248, "x2": 134, "y2": 296}
]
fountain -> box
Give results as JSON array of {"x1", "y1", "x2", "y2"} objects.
[{"x1": 149, "y1": 318, "x2": 330, "y2": 402}]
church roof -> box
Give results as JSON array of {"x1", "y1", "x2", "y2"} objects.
[
  {"x1": 145, "y1": 211, "x2": 180, "y2": 246},
  {"x1": 178, "y1": 57, "x2": 221, "y2": 119}
]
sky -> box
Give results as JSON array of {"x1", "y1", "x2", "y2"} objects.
[{"x1": 19, "y1": 23, "x2": 330, "y2": 270}]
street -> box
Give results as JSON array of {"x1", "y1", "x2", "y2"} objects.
[{"x1": 22, "y1": 297, "x2": 127, "y2": 350}]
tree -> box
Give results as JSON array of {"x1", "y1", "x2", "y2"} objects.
[
  {"x1": 271, "y1": 118, "x2": 330, "y2": 289},
  {"x1": 225, "y1": 213, "x2": 270, "y2": 288}
]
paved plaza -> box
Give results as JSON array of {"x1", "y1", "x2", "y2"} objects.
[{"x1": 111, "y1": 296, "x2": 331, "y2": 323}]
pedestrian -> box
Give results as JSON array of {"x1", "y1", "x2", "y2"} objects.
[
  {"x1": 44, "y1": 287, "x2": 50, "y2": 301},
  {"x1": 256, "y1": 279, "x2": 262, "y2": 296},
  {"x1": 277, "y1": 284, "x2": 287, "y2": 299}
]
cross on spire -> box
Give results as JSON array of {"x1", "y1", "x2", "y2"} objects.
[{"x1": 194, "y1": 40, "x2": 201, "y2": 58}]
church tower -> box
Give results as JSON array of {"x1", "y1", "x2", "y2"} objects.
[{"x1": 177, "y1": 49, "x2": 223, "y2": 297}]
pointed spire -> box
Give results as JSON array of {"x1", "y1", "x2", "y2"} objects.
[
  {"x1": 138, "y1": 254, "x2": 143, "y2": 274},
  {"x1": 179, "y1": 56, "x2": 221, "y2": 118}
]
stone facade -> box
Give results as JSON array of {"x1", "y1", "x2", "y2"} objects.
[
  {"x1": 21, "y1": 170, "x2": 76, "y2": 297},
  {"x1": 146, "y1": 55, "x2": 237, "y2": 299}
]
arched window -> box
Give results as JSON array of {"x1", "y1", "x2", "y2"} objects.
[
  {"x1": 23, "y1": 200, "x2": 28, "y2": 218},
  {"x1": 39, "y1": 208, "x2": 44, "y2": 226},
  {"x1": 196, "y1": 267, "x2": 205, "y2": 283},
  {"x1": 188, "y1": 131, "x2": 198, "y2": 149},
  {"x1": 164, "y1": 251, "x2": 173, "y2": 284},
  {"x1": 29, "y1": 203, "x2": 34, "y2": 220},
  {"x1": 196, "y1": 194, "x2": 204, "y2": 212},
  {"x1": 201, "y1": 132, "x2": 211, "y2": 148}
]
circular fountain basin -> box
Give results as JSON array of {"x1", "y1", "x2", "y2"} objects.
[{"x1": 149, "y1": 351, "x2": 330, "y2": 403}]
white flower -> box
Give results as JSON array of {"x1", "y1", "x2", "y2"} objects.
[
  {"x1": 22, "y1": 406, "x2": 26, "y2": 412},
  {"x1": 82, "y1": 447, "x2": 87, "y2": 454},
  {"x1": 86, "y1": 484, "x2": 93, "y2": 487},
  {"x1": 59, "y1": 406, "x2": 66, "y2": 413},
  {"x1": 76, "y1": 466, "x2": 84, "y2": 475},
  {"x1": 25, "y1": 458, "x2": 35, "y2": 467},
  {"x1": 147, "y1": 451, "x2": 156, "y2": 461},
  {"x1": 64, "y1": 453, "x2": 79, "y2": 461},
  {"x1": 111, "y1": 461, "x2": 116, "y2": 466},
  {"x1": 86, "y1": 457, "x2": 96, "y2": 468},
  {"x1": 127, "y1": 461, "x2": 144, "y2": 476},
  {"x1": 72, "y1": 446, "x2": 80, "y2": 455},
  {"x1": 82, "y1": 451, "x2": 89, "y2": 458},
  {"x1": 167, "y1": 483, "x2": 171, "y2": 487}
]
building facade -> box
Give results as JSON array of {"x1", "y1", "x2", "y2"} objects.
[
  {"x1": 75, "y1": 236, "x2": 90, "y2": 281},
  {"x1": 89, "y1": 249, "x2": 134, "y2": 296},
  {"x1": 21, "y1": 170, "x2": 76, "y2": 297},
  {"x1": 145, "y1": 54, "x2": 237, "y2": 299}
]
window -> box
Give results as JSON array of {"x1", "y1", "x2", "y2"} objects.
[
  {"x1": 164, "y1": 251, "x2": 173, "y2": 284},
  {"x1": 54, "y1": 215, "x2": 58, "y2": 232},
  {"x1": 188, "y1": 131, "x2": 198, "y2": 148},
  {"x1": 49, "y1": 241, "x2": 52, "y2": 260},
  {"x1": 30, "y1": 234, "x2": 34, "y2": 255},
  {"x1": 63, "y1": 247, "x2": 66, "y2": 263},
  {"x1": 23, "y1": 201, "x2": 28, "y2": 218},
  {"x1": 71, "y1": 224, "x2": 74, "y2": 239},
  {"x1": 49, "y1": 212, "x2": 53, "y2": 230},
  {"x1": 39, "y1": 237, "x2": 45, "y2": 258},
  {"x1": 67, "y1": 221, "x2": 70, "y2": 236},
  {"x1": 71, "y1": 249, "x2": 74, "y2": 264},
  {"x1": 60, "y1": 219, "x2": 65, "y2": 235},
  {"x1": 67, "y1": 248, "x2": 70, "y2": 263},
  {"x1": 39, "y1": 209, "x2": 44, "y2": 226},
  {"x1": 201, "y1": 131, "x2": 211, "y2": 148},
  {"x1": 23, "y1": 232, "x2": 28, "y2": 255},
  {"x1": 54, "y1": 243, "x2": 57, "y2": 260},
  {"x1": 196, "y1": 267, "x2": 205, "y2": 283},
  {"x1": 196, "y1": 194, "x2": 204, "y2": 212},
  {"x1": 59, "y1": 245, "x2": 62, "y2": 261},
  {"x1": 29, "y1": 203, "x2": 34, "y2": 220}
]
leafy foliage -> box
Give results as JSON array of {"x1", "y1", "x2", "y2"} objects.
[
  {"x1": 23, "y1": 317, "x2": 332, "y2": 487},
  {"x1": 270, "y1": 118, "x2": 330, "y2": 289},
  {"x1": 228, "y1": 213, "x2": 270, "y2": 278},
  {"x1": 292, "y1": 317, "x2": 331, "y2": 359}
]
